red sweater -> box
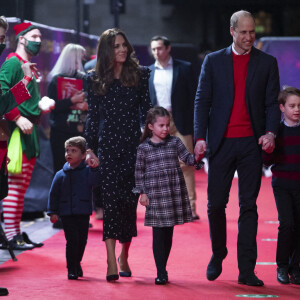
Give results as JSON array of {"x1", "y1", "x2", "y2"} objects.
[{"x1": 224, "y1": 52, "x2": 253, "y2": 138}]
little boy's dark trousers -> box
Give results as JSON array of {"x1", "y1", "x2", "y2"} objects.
[
  {"x1": 61, "y1": 215, "x2": 90, "y2": 273},
  {"x1": 152, "y1": 227, "x2": 174, "y2": 278},
  {"x1": 273, "y1": 186, "x2": 300, "y2": 271}
]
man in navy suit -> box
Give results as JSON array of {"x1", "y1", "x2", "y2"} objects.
[
  {"x1": 194, "y1": 10, "x2": 281, "y2": 286},
  {"x1": 148, "y1": 36, "x2": 198, "y2": 219}
]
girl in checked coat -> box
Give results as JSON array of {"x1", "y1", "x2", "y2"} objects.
[{"x1": 134, "y1": 106, "x2": 201, "y2": 285}]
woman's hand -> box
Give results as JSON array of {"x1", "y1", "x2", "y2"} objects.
[
  {"x1": 85, "y1": 149, "x2": 100, "y2": 168},
  {"x1": 71, "y1": 91, "x2": 86, "y2": 104},
  {"x1": 70, "y1": 101, "x2": 88, "y2": 111},
  {"x1": 139, "y1": 194, "x2": 149, "y2": 206}
]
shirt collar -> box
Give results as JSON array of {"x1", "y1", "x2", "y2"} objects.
[
  {"x1": 155, "y1": 56, "x2": 173, "y2": 69},
  {"x1": 232, "y1": 44, "x2": 251, "y2": 56},
  {"x1": 283, "y1": 119, "x2": 300, "y2": 127}
]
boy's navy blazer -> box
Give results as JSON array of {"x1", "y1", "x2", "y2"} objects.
[
  {"x1": 148, "y1": 58, "x2": 195, "y2": 136},
  {"x1": 194, "y1": 45, "x2": 281, "y2": 157}
]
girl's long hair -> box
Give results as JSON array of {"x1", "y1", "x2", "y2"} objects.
[
  {"x1": 93, "y1": 28, "x2": 140, "y2": 95},
  {"x1": 47, "y1": 43, "x2": 86, "y2": 81},
  {"x1": 140, "y1": 106, "x2": 170, "y2": 143}
]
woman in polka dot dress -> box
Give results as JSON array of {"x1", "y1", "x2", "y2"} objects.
[{"x1": 84, "y1": 28, "x2": 152, "y2": 281}]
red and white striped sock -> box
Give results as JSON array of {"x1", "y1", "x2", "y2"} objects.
[{"x1": 3, "y1": 154, "x2": 36, "y2": 241}]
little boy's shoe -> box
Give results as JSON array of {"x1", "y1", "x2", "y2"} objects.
[
  {"x1": 290, "y1": 269, "x2": 300, "y2": 285},
  {"x1": 277, "y1": 267, "x2": 289, "y2": 284}
]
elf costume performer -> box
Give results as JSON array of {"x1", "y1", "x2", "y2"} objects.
[{"x1": 0, "y1": 22, "x2": 48, "y2": 250}]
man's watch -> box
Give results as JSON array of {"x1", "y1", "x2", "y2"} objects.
[{"x1": 266, "y1": 131, "x2": 276, "y2": 138}]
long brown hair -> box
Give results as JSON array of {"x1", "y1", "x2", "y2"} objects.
[
  {"x1": 93, "y1": 28, "x2": 140, "y2": 95},
  {"x1": 140, "y1": 106, "x2": 170, "y2": 143}
]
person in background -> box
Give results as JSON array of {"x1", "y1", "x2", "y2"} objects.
[
  {"x1": 194, "y1": 10, "x2": 281, "y2": 286},
  {"x1": 84, "y1": 28, "x2": 152, "y2": 281},
  {"x1": 48, "y1": 136, "x2": 99, "y2": 280},
  {"x1": 263, "y1": 87, "x2": 300, "y2": 285},
  {"x1": 148, "y1": 36, "x2": 199, "y2": 220},
  {"x1": 0, "y1": 22, "x2": 53, "y2": 251},
  {"x1": 47, "y1": 43, "x2": 87, "y2": 175},
  {"x1": 0, "y1": 15, "x2": 37, "y2": 298}
]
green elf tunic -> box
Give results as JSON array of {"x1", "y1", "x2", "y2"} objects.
[{"x1": 0, "y1": 53, "x2": 41, "y2": 160}]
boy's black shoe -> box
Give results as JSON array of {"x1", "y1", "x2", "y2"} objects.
[
  {"x1": 9, "y1": 235, "x2": 34, "y2": 251},
  {"x1": 238, "y1": 273, "x2": 264, "y2": 286},
  {"x1": 277, "y1": 267, "x2": 289, "y2": 284},
  {"x1": 0, "y1": 287, "x2": 8, "y2": 296},
  {"x1": 290, "y1": 269, "x2": 300, "y2": 285}
]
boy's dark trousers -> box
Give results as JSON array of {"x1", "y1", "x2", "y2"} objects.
[
  {"x1": 152, "y1": 227, "x2": 174, "y2": 278},
  {"x1": 61, "y1": 215, "x2": 90, "y2": 273},
  {"x1": 273, "y1": 187, "x2": 300, "y2": 271}
]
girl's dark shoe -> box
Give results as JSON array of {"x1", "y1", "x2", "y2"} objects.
[
  {"x1": 68, "y1": 273, "x2": 78, "y2": 280},
  {"x1": 106, "y1": 274, "x2": 119, "y2": 282},
  {"x1": 155, "y1": 277, "x2": 167, "y2": 285}
]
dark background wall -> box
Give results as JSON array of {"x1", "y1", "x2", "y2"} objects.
[{"x1": 3, "y1": 0, "x2": 300, "y2": 52}]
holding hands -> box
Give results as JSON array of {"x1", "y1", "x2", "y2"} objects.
[
  {"x1": 194, "y1": 140, "x2": 206, "y2": 161},
  {"x1": 85, "y1": 149, "x2": 100, "y2": 168},
  {"x1": 258, "y1": 133, "x2": 275, "y2": 153}
]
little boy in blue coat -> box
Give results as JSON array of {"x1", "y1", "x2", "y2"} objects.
[{"x1": 47, "y1": 136, "x2": 99, "y2": 280}]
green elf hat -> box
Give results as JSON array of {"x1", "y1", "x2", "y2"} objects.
[{"x1": 13, "y1": 22, "x2": 38, "y2": 40}]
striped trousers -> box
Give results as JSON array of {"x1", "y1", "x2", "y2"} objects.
[{"x1": 2, "y1": 154, "x2": 36, "y2": 240}]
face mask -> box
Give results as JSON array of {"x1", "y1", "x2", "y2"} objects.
[
  {"x1": 25, "y1": 39, "x2": 41, "y2": 56},
  {"x1": 0, "y1": 43, "x2": 6, "y2": 56}
]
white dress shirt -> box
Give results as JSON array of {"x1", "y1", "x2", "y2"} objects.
[{"x1": 153, "y1": 57, "x2": 173, "y2": 111}]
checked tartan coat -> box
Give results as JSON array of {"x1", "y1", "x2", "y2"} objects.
[{"x1": 134, "y1": 135, "x2": 193, "y2": 227}]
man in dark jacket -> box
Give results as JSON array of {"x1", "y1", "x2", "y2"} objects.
[{"x1": 194, "y1": 10, "x2": 281, "y2": 286}]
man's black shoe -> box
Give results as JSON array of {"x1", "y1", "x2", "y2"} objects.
[
  {"x1": 206, "y1": 255, "x2": 224, "y2": 281},
  {"x1": 0, "y1": 287, "x2": 8, "y2": 296},
  {"x1": 277, "y1": 267, "x2": 289, "y2": 284},
  {"x1": 22, "y1": 232, "x2": 44, "y2": 248},
  {"x1": 290, "y1": 269, "x2": 300, "y2": 285},
  {"x1": 238, "y1": 273, "x2": 264, "y2": 286},
  {"x1": 9, "y1": 235, "x2": 34, "y2": 251}
]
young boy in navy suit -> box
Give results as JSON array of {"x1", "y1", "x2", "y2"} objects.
[{"x1": 47, "y1": 136, "x2": 99, "y2": 280}]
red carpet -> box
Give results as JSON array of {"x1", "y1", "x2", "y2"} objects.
[{"x1": 1, "y1": 170, "x2": 299, "y2": 299}]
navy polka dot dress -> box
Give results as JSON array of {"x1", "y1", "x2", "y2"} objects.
[{"x1": 85, "y1": 67, "x2": 152, "y2": 242}]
